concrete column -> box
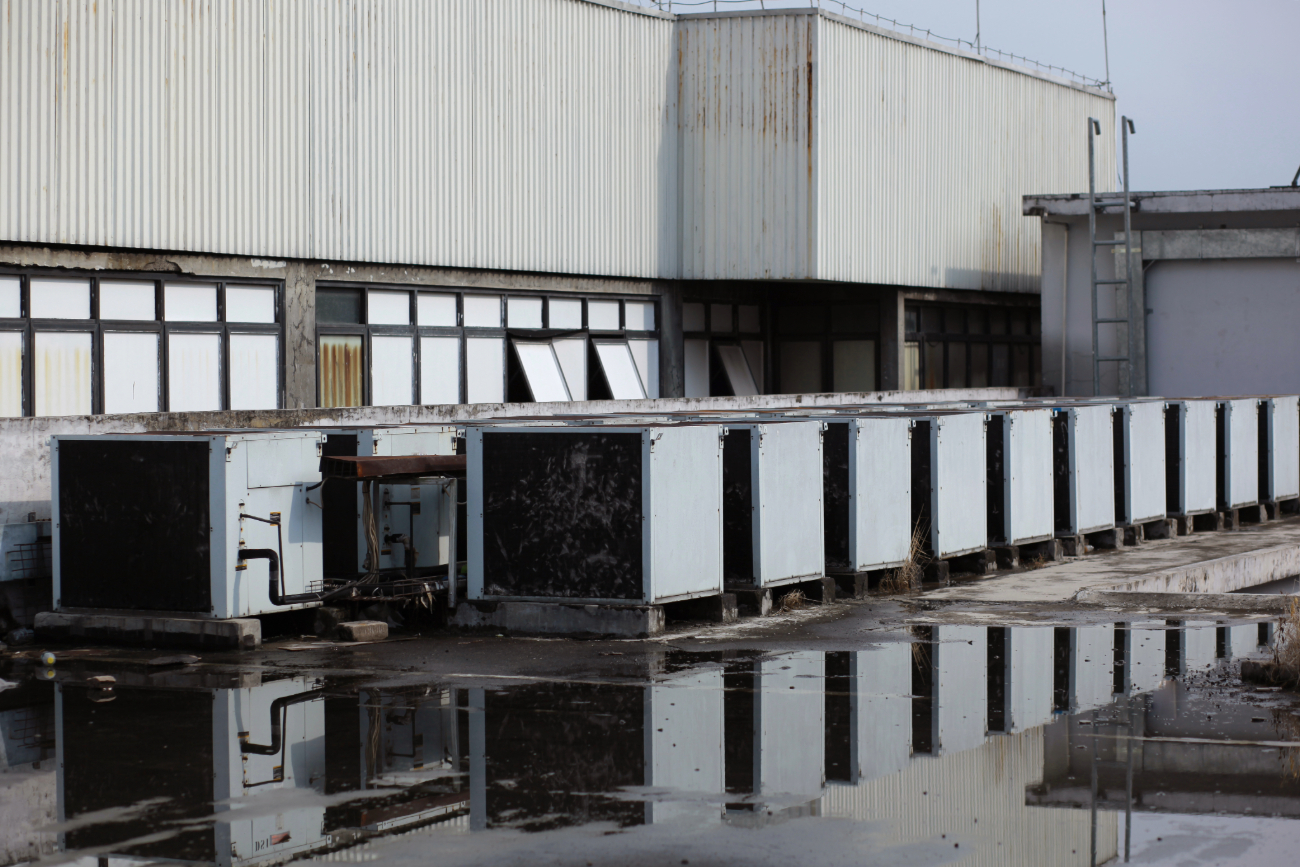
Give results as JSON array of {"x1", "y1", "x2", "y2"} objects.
[
  {"x1": 659, "y1": 281, "x2": 684, "y2": 398},
  {"x1": 284, "y1": 262, "x2": 316, "y2": 408},
  {"x1": 879, "y1": 288, "x2": 904, "y2": 391}
]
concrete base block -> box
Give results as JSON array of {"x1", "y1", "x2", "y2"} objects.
[
  {"x1": 1263, "y1": 501, "x2": 1282, "y2": 521},
  {"x1": 1143, "y1": 518, "x2": 1176, "y2": 540},
  {"x1": 1281, "y1": 497, "x2": 1300, "y2": 516},
  {"x1": 1240, "y1": 504, "x2": 1266, "y2": 524},
  {"x1": 313, "y1": 606, "x2": 349, "y2": 636},
  {"x1": 1122, "y1": 524, "x2": 1144, "y2": 547},
  {"x1": 1057, "y1": 534, "x2": 1086, "y2": 557},
  {"x1": 993, "y1": 545, "x2": 1020, "y2": 570},
  {"x1": 948, "y1": 549, "x2": 996, "y2": 576},
  {"x1": 451, "y1": 600, "x2": 665, "y2": 638},
  {"x1": 35, "y1": 610, "x2": 261, "y2": 650},
  {"x1": 1020, "y1": 538, "x2": 1063, "y2": 563},
  {"x1": 831, "y1": 573, "x2": 870, "y2": 599},
  {"x1": 797, "y1": 576, "x2": 837, "y2": 603},
  {"x1": 337, "y1": 620, "x2": 388, "y2": 642},
  {"x1": 1193, "y1": 511, "x2": 1225, "y2": 533},
  {"x1": 1175, "y1": 515, "x2": 1196, "y2": 536},
  {"x1": 730, "y1": 588, "x2": 773, "y2": 617},
  {"x1": 922, "y1": 560, "x2": 950, "y2": 586},
  {"x1": 1221, "y1": 509, "x2": 1241, "y2": 530},
  {"x1": 667, "y1": 593, "x2": 738, "y2": 624},
  {"x1": 1086, "y1": 528, "x2": 1122, "y2": 550}
]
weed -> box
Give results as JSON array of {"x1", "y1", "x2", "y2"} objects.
[
  {"x1": 779, "y1": 589, "x2": 807, "y2": 612},
  {"x1": 881, "y1": 522, "x2": 928, "y2": 594}
]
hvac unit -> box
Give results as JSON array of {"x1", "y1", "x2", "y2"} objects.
[
  {"x1": 906, "y1": 411, "x2": 988, "y2": 559},
  {"x1": 1113, "y1": 400, "x2": 1168, "y2": 526},
  {"x1": 820, "y1": 416, "x2": 912, "y2": 574},
  {"x1": 315, "y1": 425, "x2": 458, "y2": 580},
  {"x1": 985, "y1": 409, "x2": 1054, "y2": 547},
  {"x1": 467, "y1": 424, "x2": 723, "y2": 604},
  {"x1": 1165, "y1": 400, "x2": 1218, "y2": 517},
  {"x1": 1217, "y1": 399, "x2": 1259, "y2": 509},
  {"x1": 1259, "y1": 396, "x2": 1300, "y2": 504},
  {"x1": 57, "y1": 675, "x2": 328, "y2": 867},
  {"x1": 722, "y1": 421, "x2": 825, "y2": 589},
  {"x1": 1051, "y1": 404, "x2": 1116, "y2": 535},
  {"x1": 52, "y1": 431, "x2": 324, "y2": 618}
]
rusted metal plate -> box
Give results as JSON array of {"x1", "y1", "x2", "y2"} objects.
[
  {"x1": 319, "y1": 335, "x2": 362, "y2": 408},
  {"x1": 319, "y1": 454, "x2": 467, "y2": 480}
]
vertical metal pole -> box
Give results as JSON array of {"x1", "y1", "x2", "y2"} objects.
[
  {"x1": 1089, "y1": 708, "x2": 1099, "y2": 866},
  {"x1": 1101, "y1": 0, "x2": 1111, "y2": 91},
  {"x1": 469, "y1": 688, "x2": 487, "y2": 831},
  {"x1": 1122, "y1": 117, "x2": 1137, "y2": 396},
  {"x1": 1088, "y1": 118, "x2": 1100, "y2": 397},
  {"x1": 975, "y1": 0, "x2": 981, "y2": 54},
  {"x1": 447, "y1": 478, "x2": 459, "y2": 610}
]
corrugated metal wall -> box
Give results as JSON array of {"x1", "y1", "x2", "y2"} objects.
[
  {"x1": 0, "y1": 3, "x2": 1113, "y2": 289},
  {"x1": 816, "y1": 16, "x2": 1116, "y2": 291}
]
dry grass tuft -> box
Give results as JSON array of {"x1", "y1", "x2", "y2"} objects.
[
  {"x1": 779, "y1": 589, "x2": 807, "y2": 612},
  {"x1": 880, "y1": 522, "x2": 928, "y2": 594},
  {"x1": 1022, "y1": 554, "x2": 1048, "y2": 571}
]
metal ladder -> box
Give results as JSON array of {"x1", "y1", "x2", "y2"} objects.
[
  {"x1": 1087, "y1": 116, "x2": 1137, "y2": 397},
  {"x1": 1088, "y1": 695, "x2": 1138, "y2": 865}
]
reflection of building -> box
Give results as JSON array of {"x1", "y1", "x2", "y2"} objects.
[{"x1": 0, "y1": 680, "x2": 57, "y2": 866}]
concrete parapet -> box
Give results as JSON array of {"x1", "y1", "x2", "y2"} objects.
[
  {"x1": 34, "y1": 611, "x2": 261, "y2": 650},
  {"x1": 451, "y1": 600, "x2": 665, "y2": 638},
  {"x1": 1075, "y1": 590, "x2": 1295, "y2": 614}
]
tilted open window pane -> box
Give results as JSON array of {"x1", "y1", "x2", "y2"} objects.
[
  {"x1": 99, "y1": 282, "x2": 156, "y2": 321},
  {"x1": 627, "y1": 338, "x2": 659, "y2": 398},
  {"x1": 684, "y1": 338, "x2": 709, "y2": 398},
  {"x1": 0, "y1": 332, "x2": 23, "y2": 416},
  {"x1": 552, "y1": 337, "x2": 587, "y2": 401},
  {"x1": 0, "y1": 277, "x2": 19, "y2": 318},
  {"x1": 513, "y1": 340, "x2": 571, "y2": 402},
  {"x1": 226, "y1": 286, "x2": 276, "y2": 324},
  {"x1": 371, "y1": 335, "x2": 414, "y2": 406},
  {"x1": 35, "y1": 331, "x2": 92, "y2": 416},
  {"x1": 31, "y1": 279, "x2": 90, "y2": 319},
  {"x1": 168, "y1": 332, "x2": 222, "y2": 411},
  {"x1": 716, "y1": 344, "x2": 758, "y2": 396},
  {"x1": 593, "y1": 341, "x2": 646, "y2": 400},
  {"x1": 741, "y1": 340, "x2": 764, "y2": 393},
  {"x1": 164, "y1": 284, "x2": 218, "y2": 322},
  {"x1": 230, "y1": 334, "x2": 279, "y2": 410},
  {"x1": 508, "y1": 297, "x2": 543, "y2": 329},
  {"x1": 103, "y1": 332, "x2": 159, "y2": 413},
  {"x1": 466, "y1": 337, "x2": 504, "y2": 404},
  {"x1": 420, "y1": 336, "x2": 460, "y2": 405},
  {"x1": 319, "y1": 335, "x2": 363, "y2": 407}
]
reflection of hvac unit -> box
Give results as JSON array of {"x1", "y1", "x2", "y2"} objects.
[
  {"x1": 317, "y1": 426, "x2": 457, "y2": 579},
  {"x1": 52, "y1": 432, "x2": 324, "y2": 617},
  {"x1": 986, "y1": 409, "x2": 1054, "y2": 547},
  {"x1": 1217, "y1": 399, "x2": 1259, "y2": 510},
  {"x1": 906, "y1": 412, "x2": 988, "y2": 559},
  {"x1": 1260, "y1": 396, "x2": 1300, "y2": 505},
  {"x1": 56, "y1": 676, "x2": 327, "y2": 867},
  {"x1": 820, "y1": 416, "x2": 912, "y2": 574},
  {"x1": 1165, "y1": 400, "x2": 1217, "y2": 517},
  {"x1": 1051, "y1": 404, "x2": 1116, "y2": 535},
  {"x1": 467, "y1": 425, "x2": 723, "y2": 604},
  {"x1": 722, "y1": 422, "x2": 825, "y2": 588},
  {"x1": 1113, "y1": 400, "x2": 1167, "y2": 526}
]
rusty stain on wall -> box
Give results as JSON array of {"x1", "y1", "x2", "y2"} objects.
[{"x1": 319, "y1": 334, "x2": 362, "y2": 408}]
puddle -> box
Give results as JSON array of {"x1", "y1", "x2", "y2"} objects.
[{"x1": 3, "y1": 621, "x2": 1300, "y2": 866}]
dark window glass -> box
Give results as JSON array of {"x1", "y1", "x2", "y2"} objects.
[
  {"x1": 944, "y1": 309, "x2": 965, "y2": 334},
  {"x1": 947, "y1": 342, "x2": 967, "y2": 388},
  {"x1": 830, "y1": 303, "x2": 879, "y2": 333},
  {"x1": 924, "y1": 340, "x2": 943, "y2": 389},
  {"x1": 989, "y1": 311, "x2": 1007, "y2": 335},
  {"x1": 1010, "y1": 309, "x2": 1029, "y2": 335},
  {"x1": 317, "y1": 288, "x2": 363, "y2": 324},
  {"x1": 1029, "y1": 315, "x2": 1041, "y2": 336},
  {"x1": 1032, "y1": 344, "x2": 1042, "y2": 387},
  {"x1": 1012, "y1": 344, "x2": 1031, "y2": 386},
  {"x1": 967, "y1": 309, "x2": 987, "y2": 334},
  {"x1": 777, "y1": 306, "x2": 827, "y2": 334},
  {"x1": 991, "y1": 343, "x2": 1010, "y2": 385},
  {"x1": 969, "y1": 343, "x2": 989, "y2": 387},
  {"x1": 904, "y1": 307, "x2": 919, "y2": 334},
  {"x1": 920, "y1": 307, "x2": 942, "y2": 334}
]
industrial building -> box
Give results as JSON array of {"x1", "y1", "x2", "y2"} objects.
[{"x1": 0, "y1": 0, "x2": 1116, "y2": 419}]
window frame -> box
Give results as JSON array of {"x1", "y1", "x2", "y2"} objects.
[
  {"x1": 904, "y1": 302, "x2": 1041, "y2": 390},
  {"x1": 682, "y1": 300, "x2": 767, "y2": 397}
]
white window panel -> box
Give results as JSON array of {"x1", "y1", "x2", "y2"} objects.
[
  {"x1": 779, "y1": 341, "x2": 822, "y2": 394},
  {"x1": 593, "y1": 341, "x2": 646, "y2": 400},
  {"x1": 0, "y1": 332, "x2": 22, "y2": 416},
  {"x1": 164, "y1": 283, "x2": 217, "y2": 322},
  {"x1": 684, "y1": 338, "x2": 709, "y2": 397},
  {"x1": 31, "y1": 279, "x2": 90, "y2": 319},
  {"x1": 463, "y1": 295, "x2": 501, "y2": 328},
  {"x1": 628, "y1": 338, "x2": 659, "y2": 398},
  {"x1": 420, "y1": 336, "x2": 461, "y2": 404},
  {"x1": 226, "y1": 285, "x2": 276, "y2": 323},
  {"x1": 371, "y1": 335, "x2": 414, "y2": 406},
  {"x1": 508, "y1": 296, "x2": 543, "y2": 328},
  {"x1": 100, "y1": 282, "x2": 155, "y2": 321},
  {"x1": 229, "y1": 333, "x2": 279, "y2": 410},
  {"x1": 552, "y1": 337, "x2": 587, "y2": 401},
  {"x1": 0, "y1": 277, "x2": 22, "y2": 318},
  {"x1": 739, "y1": 305, "x2": 761, "y2": 333},
  {"x1": 368, "y1": 290, "x2": 410, "y2": 325},
  {"x1": 625, "y1": 300, "x2": 655, "y2": 331},
  {"x1": 833, "y1": 340, "x2": 876, "y2": 392},
  {"x1": 35, "y1": 331, "x2": 92, "y2": 416},
  {"x1": 588, "y1": 300, "x2": 620, "y2": 331},
  {"x1": 466, "y1": 337, "x2": 504, "y2": 404},
  {"x1": 513, "y1": 340, "x2": 570, "y2": 402},
  {"x1": 682, "y1": 302, "x2": 706, "y2": 332},
  {"x1": 716, "y1": 344, "x2": 758, "y2": 396},
  {"x1": 710, "y1": 303, "x2": 733, "y2": 332},
  {"x1": 549, "y1": 298, "x2": 583, "y2": 329},
  {"x1": 418, "y1": 293, "x2": 458, "y2": 327},
  {"x1": 103, "y1": 332, "x2": 159, "y2": 413},
  {"x1": 742, "y1": 340, "x2": 764, "y2": 393},
  {"x1": 168, "y1": 332, "x2": 222, "y2": 410}
]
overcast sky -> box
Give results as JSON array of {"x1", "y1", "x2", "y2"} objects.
[{"x1": 637, "y1": 0, "x2": 1300, "y2": 191}]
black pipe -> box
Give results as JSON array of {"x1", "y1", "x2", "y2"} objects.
[{"x1": 240, "y1": 690, "x2": 323, "y2": 757}]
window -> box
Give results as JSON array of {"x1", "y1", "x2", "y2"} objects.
[
  {"x1": 683, "y1": 301, "x2": 764, "y2": 397},
  {"x1": 317, "y1": 286, "x2": 660, "y2": 407},
  {"x1": 902, "y1": 303, "x2": 1040, "y2": 391},
  {"x1": 771, "y1": 302, "x2": 878, "y2": 395},
  {"x1": 0, "y1": 271, "x2": 282, "y2": 416}
]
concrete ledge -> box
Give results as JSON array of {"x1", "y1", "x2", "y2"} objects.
[
  {"x1": 1098, "y1": 542, "x2": 1300, "y2": 595},
  {"x1": 1075, "y1": 590, "x2": 1296, "y2": 614},
  {"x1": 35, "y1": 611, "x2": 261, "y2": 650},
  {"x1": 451, "y1": 600, "x2": 664, "y2": 638}
]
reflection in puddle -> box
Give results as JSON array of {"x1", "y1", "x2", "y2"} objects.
[{"x1": 1, "y1": 621, "x2": 1297, "y2": 866}]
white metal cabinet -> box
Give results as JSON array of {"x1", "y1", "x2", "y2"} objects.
[
  {"x1": 988, "y1": 409, "x2": 1054, "y2": 546},
  {"x1": 1220, "y1": 398, "x2": 1259, "y2": 509},
  {"x1": 1166, "y1": 400, "x2": 1217, "y2": 516},
  {"x1": 908, "y1": 412, "x2": 987, "y2": 559},
  {"x1": 1115, "y1": 400, "x2": 1167, "y2": 525},
  {"x1": 1261, "y1": 396, "x2": 1300, "y2": 502},
  {"x1": 934, "y1": 625, "x2": 987, "y2": 754},
  {"x1": 1054, "y1": 404, "x2": 1116, "y2": 535}
]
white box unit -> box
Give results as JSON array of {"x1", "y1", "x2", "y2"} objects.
[
  {"x1": 1052, "y1": 404, "x2": 1115, "y2": 535},
  {"x1": 1165, "y1": 400, "x2": 1217, "y2": 516},
  {"x1": 645, "y1": 668, "x2": 726, "y2": 824},
  {"x1": 52, "y1": 431, "x2": 324, "y2": 618},
  {"x1": 1218, "y1": 398, "x2": 1259, "y2": 509},
  {"x1": 315, "y1": 425, "x2": 457, "y2": 578},
  {"x1": 1114, "y1": 400, "x2": 1167, "y2": 525},
  {"x1": 986, "y1": 409, "x2": 1054, "y2": 546},
  {"x1": 57, "y1": 676, "x2": 328, "y2": 867},
  {"x1": 467, "y1": 424, "x2": 723, "y2": 604},
  {"x1": 906, "y1": 412, "x2": 987, "y2": 559},
  {"x1": 933, "y1": 625, "x2": 987, "y2": 754},
  {"x1": 821, "y1": 416, "x2": 913, "y2": 574},
  {"x1": 845, "y1": 644, "x2": 911, "y2": 784},
  {"x1": 1260, "y1": 396, "x2": 1300, "y2": 503},
  {"x1": 722, "y1": 422, "x2": 825, "y2": 588}
]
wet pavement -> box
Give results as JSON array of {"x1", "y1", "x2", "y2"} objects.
[{"x1": 3, "y1": 602, "x2": 1300, "y2": 866}]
